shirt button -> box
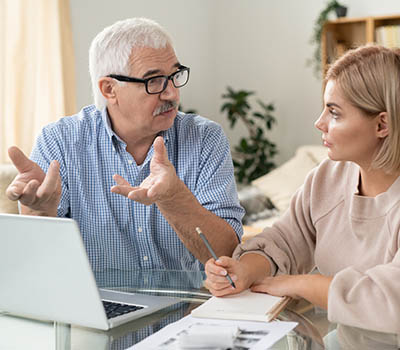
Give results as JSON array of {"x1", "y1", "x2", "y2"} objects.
[
  {"x1": 128, "y1": 159, "x2": 133, "y2": 165},
  {"x1": 138, "y1": 226, "x2": 142, "y2": 232},
  {"x1": 143, "y1": 256, "x2": 148, "y2": 261}
]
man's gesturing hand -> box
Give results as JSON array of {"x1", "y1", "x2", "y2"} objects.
[
  {"x1": 111, "y1": 136, "x2": 180, "y2": 205},
  {"x1": 6, "y1": 146, "x2": 61, "y2": 216}
]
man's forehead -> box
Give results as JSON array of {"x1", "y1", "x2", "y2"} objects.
[{"x1": 128, "y1": 45, "x2": 179, "y2": 76}]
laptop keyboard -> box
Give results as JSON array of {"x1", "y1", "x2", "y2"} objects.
[{"x1": 102, "y1": 300, "x2": 144, "y2": 319}]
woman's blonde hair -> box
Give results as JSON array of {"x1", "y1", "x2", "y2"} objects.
[{"x1": 325, "y1": 45, "x2": 400, "y2": 173}]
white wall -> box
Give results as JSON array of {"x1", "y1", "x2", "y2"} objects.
[{"x1": 69, "y1": 0, "x2": 400, "y2": 165}]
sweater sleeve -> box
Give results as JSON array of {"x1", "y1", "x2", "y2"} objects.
[
  {"x1": 328, "y1": 248, "x2": 400, "y2": 333},
  {"x1": 233, "y1": 167, "x2": 318, "y2": 276}
]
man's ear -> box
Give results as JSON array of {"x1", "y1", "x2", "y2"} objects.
[
  {"x1": 376, "y1": 112, "x2": 389, "y2": 138},
  {"x1": 98, "y1": 77, "x2": 118, "y2": 105}
]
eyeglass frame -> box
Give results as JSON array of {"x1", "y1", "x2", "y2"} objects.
[{"x1": 107, "y1": 66, "x2": 190, "y2": 95}]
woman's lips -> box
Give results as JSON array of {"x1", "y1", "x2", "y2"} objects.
[{"x1": 323, "y1": 139, "x2": 332, "y2": 147}]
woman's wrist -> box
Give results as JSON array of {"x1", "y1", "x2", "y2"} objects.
[
  {"x1": 239, "y1": 253, "x2": 272, "y2": 286},
  {"x1": 293, "y1": 274, "x2": 331, "y2": 309}
]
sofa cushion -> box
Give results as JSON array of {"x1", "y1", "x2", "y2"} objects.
[
  {"x1": 251, "y1": 146, "x2": 327, "y2": 212},
  {"x1": 296, "y1": 145, "x2": 329, "y2": 164},
  {"x1": 0, "y1": 164, "x2": 19, "y2": 214},
  {"x1": 238, "y1": 185, "x2": 278, "y2": 225}
]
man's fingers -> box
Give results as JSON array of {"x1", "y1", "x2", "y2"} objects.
[
  {"x1": 20, "y1": 179, "x2": 41, "y2": 205},
  {"x1": 36, "y1": 161, "x2": 60, "y2": 199},
  {"x1": 111, "y1": 185, "x2": 134, "y2": 197},
  {"x1": 127, "y1": 188, "x2": 153, "y2": 205},
  {"x1": 111, "y1": 175, "x2": 135, "y2": 196},
  {"x1": 152, "y1": 136, "x2": 169, "y2": 164},
  {"x1": 8, "y1": 146, "x2": 35, "y2": 174},
  {"x1": 6, "y1": 181, "x2": 25, "y2": 200},
  {"x1": 113, "y1": 174, "x2": 131, "y2": 186}
]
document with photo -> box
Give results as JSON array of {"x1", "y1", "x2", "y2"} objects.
[{"x1": 131, "y1": 314, "x2": 297, "y2": 350}]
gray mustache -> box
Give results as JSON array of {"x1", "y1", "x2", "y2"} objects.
[{"x1": 153, "y1": 101, "x2": 178, "y2": 116}]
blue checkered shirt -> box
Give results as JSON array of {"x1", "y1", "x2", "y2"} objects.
[{"x1": 30, "y1": 106, "x2": 244, "y2": 271}]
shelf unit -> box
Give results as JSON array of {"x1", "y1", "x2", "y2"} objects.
[{"x1": 321, "y1": 14, "x2": 400, "y2": 77}]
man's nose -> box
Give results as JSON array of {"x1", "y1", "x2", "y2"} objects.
[{"x1": 160, "y1": 79, "x2": 179, "y2": 100}]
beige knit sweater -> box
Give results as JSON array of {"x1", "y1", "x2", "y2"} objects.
[{"x1": 233, "y1": 159, "x2": 400, "y2": 333}]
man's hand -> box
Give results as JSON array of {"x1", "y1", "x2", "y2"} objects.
[
  {"x1": 111, "y1": 136, "x2": 180, "y2": 205},
  {"x1": 6, "y1": 146, "x2": 61, "y2": 216}
]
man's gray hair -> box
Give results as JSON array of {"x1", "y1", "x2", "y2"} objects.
[{"x1": 89, "y1": 18, "x2": 173, "y2": 110}]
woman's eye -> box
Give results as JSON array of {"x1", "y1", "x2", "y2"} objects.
[{"x1": 329, "y1": 109, "x2": 339, "y2": 119}]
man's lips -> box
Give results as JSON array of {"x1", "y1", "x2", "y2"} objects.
[
  {"x1": 161, "y1": 107, "x2": 174, "y2": 114},
  {"x1": 156, "y1": 107, "x2": 176, "y2": 117}
]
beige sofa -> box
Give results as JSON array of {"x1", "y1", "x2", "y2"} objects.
[
  {"x1": 0, "y1": 164, "x2": 18, "y2": 214},
  {"x1": 242, "y1": 145, "x2": 328, "y2": 241}
]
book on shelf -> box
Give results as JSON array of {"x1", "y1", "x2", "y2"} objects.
[
  {"x1": 191, "y1": 289, "x2": 291, "y2": 322},
  {"x1": 375, "y1": 25, "x2": 400, "y2": 48}
]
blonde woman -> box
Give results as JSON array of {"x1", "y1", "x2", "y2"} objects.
[{"x1": 205, "y1": 45, "x2": 400, "y2": 334}]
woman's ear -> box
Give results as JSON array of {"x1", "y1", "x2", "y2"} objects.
[
  {"x1": 98, "y1": 77, "x2": 118, "y2": 105},
  {"x1": 376, "y1": 112, "x2": 389, "y2": 138}
]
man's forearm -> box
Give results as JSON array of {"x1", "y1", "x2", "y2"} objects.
[{"x1": 157, "y1": 179, "x2": 239, "y2": 263}]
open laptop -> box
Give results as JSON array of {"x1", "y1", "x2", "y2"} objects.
[{"x1": 0, "y1": 213, "x2": 180, "y2": 330}]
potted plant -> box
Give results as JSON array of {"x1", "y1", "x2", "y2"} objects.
[
  {"x1": 309, "y1": 0, "x2": 348, "y2": 77},
  {"x1": 221, "y1": 87, "x2": 278, "y2": 184}
]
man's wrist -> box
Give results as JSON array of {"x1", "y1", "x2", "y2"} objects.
[
  {"x1": 156, "y1": 177, "x2": 188, "y2": 206},
  {"x1": 20, "y1": 204, "x2": 57, "y2": 217}
]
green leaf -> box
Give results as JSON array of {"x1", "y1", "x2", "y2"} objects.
[
  {"x1": 252, "y1": 112, "x2": 265, "y2": 120},
  {"x1": 240, "y1": 138, "x2": 248, "y2": 151},
  {"x1": 221, "y1": 86, "x2": 278, "y2": 184},
  {"x1": 244, "y1": 158, "x2": 254, "y2": 168}
]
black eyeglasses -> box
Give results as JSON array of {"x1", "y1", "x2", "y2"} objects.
[{"x1": 107, "y1": 66, "x2": 190, "y2": 94}]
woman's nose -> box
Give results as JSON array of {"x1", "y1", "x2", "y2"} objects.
[{"x1": 314, "y1": 112, "x2": 326, "y2": 132}]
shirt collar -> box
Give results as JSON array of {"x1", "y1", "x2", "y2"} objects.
[
  {"x1": 159, "y1": 128, "x2": 170, "y2": 144},
  {"x1": 101, "y1": 108, "x2": 125, "y2": 145}
]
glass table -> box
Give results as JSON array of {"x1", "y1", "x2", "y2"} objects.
[{"x1": 0, "y1": 269, "x2": 398, "y2": 349}]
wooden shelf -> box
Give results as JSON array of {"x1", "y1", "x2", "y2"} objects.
[{"x1": 321, "y1": 14, "x2": 400, "y2": 77}]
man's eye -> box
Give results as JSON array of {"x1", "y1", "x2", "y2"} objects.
[{"x1": 148, "y1": 77, "x2": 164, "y2": 86}]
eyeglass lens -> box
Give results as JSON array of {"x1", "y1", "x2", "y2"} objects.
[{"x1": 147, "y1": 69, "x2": 188, "y2": 94}]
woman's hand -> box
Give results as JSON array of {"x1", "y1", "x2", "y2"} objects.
[
  {"x1": 204, "y1": 253, "x2": 272, "y2": 297},
  {"x1": 251, "y1": 274, "x2": 332, "y2": 309},
  {"x1": 251, "y1": 275, "x2": 302, "y2": 299},
  {"x1": 204, "y1": 256, "x2": 252, "y2": 296}
]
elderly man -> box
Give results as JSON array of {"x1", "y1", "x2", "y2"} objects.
[{"x1": 6, "y1": 18, "x2": 244, "y2": 271}]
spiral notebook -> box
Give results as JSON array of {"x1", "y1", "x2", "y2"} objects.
[{"x1": 191, "y1": 289, "x2": 290, "y2": 322}]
